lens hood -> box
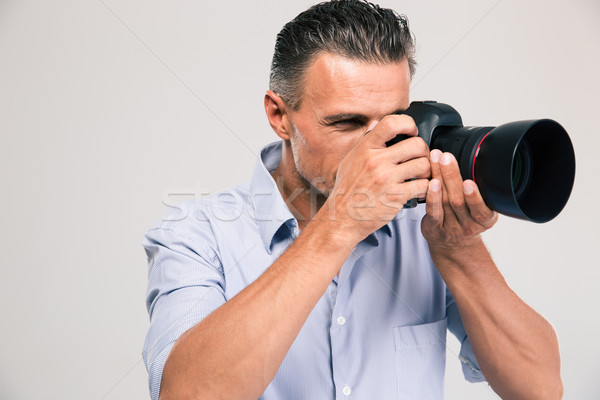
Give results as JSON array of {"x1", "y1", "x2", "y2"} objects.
[{"x1": 474, "y1": 119, "x2": 575, "y2": 223}]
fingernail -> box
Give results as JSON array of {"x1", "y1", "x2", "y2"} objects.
[
  {"x1": 430, "y1": 179, "x2": 440, "y2": 192},
  {"x1": 463, "y1": 182, "x2": 473, "y2": 195},
  {"x1": 430, "y1": 150, "x2": 440, "y2": 163},
  {"x1": 441, "y1": 153, "x2": 451, "y2": 165},
  {"x1": 366, "y1": 120, "x2": 379, "y2": 132}
]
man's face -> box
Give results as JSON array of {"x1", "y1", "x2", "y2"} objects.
[{"x1": 284, "y1": 52, "x2": 411, "y2": 196}]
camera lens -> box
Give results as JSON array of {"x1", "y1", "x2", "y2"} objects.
[
  {"x1": 398, "y1": 101, "x2": 575, "y2": 222},
  {"x1": 511, "y1": 142, "x2": 531, "y2": 198},
  {"x1": 431, "y1": 119, "x2": 575, "y2": 223}
]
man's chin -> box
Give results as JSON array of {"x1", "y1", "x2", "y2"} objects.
[
  {"x1": 308, "y1": 180, "x2": 332, "y2": 198},
  {"x1": 300, "y1": 174, "x2": 331, "y2": 198}
]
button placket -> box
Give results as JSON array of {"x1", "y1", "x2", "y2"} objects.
[{"x1": 331, "y1": 275, "x2": 352, "y2": 399}]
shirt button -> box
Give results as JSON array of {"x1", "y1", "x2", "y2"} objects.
[
  {"x1": 342, "y1": 385, "x2": 351, "y2": 396},
  {"x1": 293, "y1": 226, "x2": 299, "y2": 237},
  {"x1": 337, "y1": 315, "x2": 346, "y2": 326}
]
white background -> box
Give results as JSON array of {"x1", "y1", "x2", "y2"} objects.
[{"x1": 1, "y1": 0, "x2": 599, "y2": 399}]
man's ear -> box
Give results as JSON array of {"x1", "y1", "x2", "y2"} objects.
[{"x1": 264, "y1": 90, "x2": 292, "y2": 140}]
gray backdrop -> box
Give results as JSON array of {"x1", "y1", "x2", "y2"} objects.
[{"x1": 1, "y1": 0, "x2": 599, "y2": 399}]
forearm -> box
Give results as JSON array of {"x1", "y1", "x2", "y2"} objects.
[
  {"x1": 159, "y1": 213, "x2": 355, "y2": 400},
  {"x1": 430, "y1": 239, "x2": 562, "y2": 400}
]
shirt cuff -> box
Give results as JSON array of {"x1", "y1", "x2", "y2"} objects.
[
  {"x1": 459, "y1": 336, "x2": 487, "y2": 383},
  {"x1": 147, "y1": 341, "x2": 175, "y2": 400}
]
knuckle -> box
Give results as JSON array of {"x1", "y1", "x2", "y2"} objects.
[
  {"x1": 397, "y1": 115, "x2": 417, "y2": 133},
  {"x1": 414, "y1": 137, "x2": 429, "y2": 154},
  {"x1": 463, "y1": 226, "x2": 478, "y2": 237},
  {"x1": 443, "y1": 167, "x2": 460, "y2": 181},
  {"x1": 474, "y1": 211, "x2": 497, "y2": 226},
  {"x1": 474, "y1": 212, "x2": 494, "y2": 225},
  {"x1": 449, "y1": 195, "x2": 465, "y2": 209},
  {"x1": 377, "y1": 115, "x2": 395, "y2": 131},
  {"x1": 487, "y1": 212, "x2": 499, "y2": 226},
  {"x1": 473, "y1": 213, "x2": 488, "y2": 225},
  {"x1": 373, "y1": 170, "x2": 388, "y2": 186},
  {"x1": 364, "y1": 155, "x2": 379, "y2": 171},
  {"x1": 382, "y1": 114, "x2": 417, "y2": 136},
  {"x1": 406, "y1": 179, "x2": 429, "y2": 201},
  {"x1": 418, "y1": 157, "x2": 432, "y2": 175},
  {"x1": 388, "y1": 192, "x2": 406, "y2": 204}
]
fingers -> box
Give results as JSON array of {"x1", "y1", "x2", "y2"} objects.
[
  {"x1": 430, "y1": 149, "x2": 497, "y2": 229},
  {"x1": 383, "y1": 178, "x2": 430, "y2": 207},
  {"x1": 359, "y1": 114, "x2": 429, "y2": 183},
  {"x1": 363, "y1": 114, "x2": 418, "y2": 148},
  {"x1": 428, "y1": 150, "x2": 456, "y2": 226},
  {"x1": 437, "y1": 151, "x2": 471, "y2": 225},
  {"x1": 463, "y1": 180, "x2": 498, "y2": 228},
  {"x1": 385, "y1": 136, "x2": 430, "y2": 164},
  {"x1": 426, "y1": 178, "x2": 443, "y2": 225},
  {"x1": 389, "y1": 156, "x2": 431, "y2": 182},
  {"x1": 429, "y1": 149, "x2": 456, "y2": 224},
  {"x1": 429, "y1": 149, "x2": 442, "y2": 180}
]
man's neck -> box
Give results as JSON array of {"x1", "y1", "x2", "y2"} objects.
[{"x1": 270, "y1": 162, "x2": 327, "y2": 231}]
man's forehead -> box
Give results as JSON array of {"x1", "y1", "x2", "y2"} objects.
[{"x1": 300, "y1": 52, "x2": 411, "y2": 116}]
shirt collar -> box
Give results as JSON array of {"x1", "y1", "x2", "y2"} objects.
[
  {"x1": 250, "y1": 141, "x2": 392, "y2": 253},
  {"x1": 250, "y1": 141, "x2": 296, "y2": 253}
]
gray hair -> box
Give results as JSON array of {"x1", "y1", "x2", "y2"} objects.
[{"x1": 269, "y1": 0, "x2": 416, "y2": 110}]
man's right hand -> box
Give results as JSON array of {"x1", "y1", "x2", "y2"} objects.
[{"x1": 322, "y1": 114, "x2": 431, "y2": 245}]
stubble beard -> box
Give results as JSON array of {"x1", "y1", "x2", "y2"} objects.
[{"x1": 289, "y1": 121, "x2": 333, "y2": 203}]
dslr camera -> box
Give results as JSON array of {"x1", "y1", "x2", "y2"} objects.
[{"x1": 388, "y1": 101, "x2": 576, "y2": 223}]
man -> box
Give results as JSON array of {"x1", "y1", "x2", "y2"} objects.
[{"x1": 142, "y1": 1, "x2": 562, "y2": 399}]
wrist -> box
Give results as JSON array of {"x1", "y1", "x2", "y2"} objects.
[
  {"x1": 427, "y1": 235, "x2": 486, "y2": 260},
  {"x1": 307, "y1": 204, "x2": 363, "y2": 251},
  {"x1": 427, "y1": 236, "x2": 498, "y2": 282}
]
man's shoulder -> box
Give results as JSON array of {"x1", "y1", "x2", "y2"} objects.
[
  {"x1": 144, "y1": 181, "x2": 253, "y2": 235},
  {"x1": 141, "y1": 181, "x2": 256, "y2": 263}
]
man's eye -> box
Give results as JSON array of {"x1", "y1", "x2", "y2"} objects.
[{"x1": 333, "y1": 119, "x2": 361, "y2": 127}]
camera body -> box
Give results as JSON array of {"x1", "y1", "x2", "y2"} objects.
[
  {"x1": 388, "y1": 101, "x2": 576, "y2": 223},
  {"x1": 389, "y1": 101, "x2": 464, "y2": 147}
]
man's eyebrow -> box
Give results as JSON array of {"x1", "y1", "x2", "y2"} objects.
[
  {"x1": 321, "y1": 109, "x2": 408, "y2": 124},
  {"x1": 321, "y1": 113, "x2": 369, "y2": 124}
]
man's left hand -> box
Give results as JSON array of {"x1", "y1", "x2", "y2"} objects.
[{"x1": 421, "y1": 149, "x2": 498, "y2": 251}]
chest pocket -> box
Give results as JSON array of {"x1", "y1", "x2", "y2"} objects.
[{"x1": 393, "y1": 318, "x2": 447, "y2": 400}]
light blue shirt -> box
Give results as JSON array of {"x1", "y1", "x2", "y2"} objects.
[{"x1": 142, "y1": 141, "x2": 486, "y2": 400}]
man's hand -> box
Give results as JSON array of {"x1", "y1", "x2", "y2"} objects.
[
  {"x1": 421, "y1": 149, "x2": 563, "y2": 400},
  {"x1": 421, "y1": 149, "x2": 498, "y2": 251},
  {"x1": 324, "y1": 115, "x2": 430, "y2": 245}
]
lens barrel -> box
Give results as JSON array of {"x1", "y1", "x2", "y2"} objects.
[{"x1": 431, "y1": 119, "x2": 576, "y2": 223}]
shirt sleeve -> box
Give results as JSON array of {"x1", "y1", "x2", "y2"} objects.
[
  {"x1": 446, "y1": 287, "x2": 487, "y2": 383},
  {"x1": 141, "y1": 204, "x2": 226, "y2": 400}
]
